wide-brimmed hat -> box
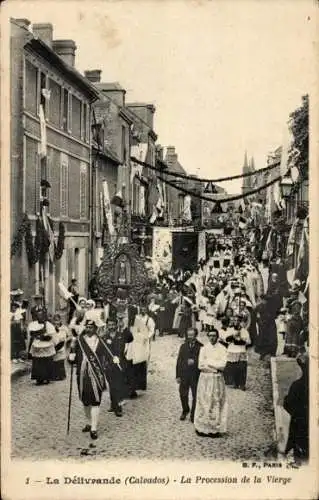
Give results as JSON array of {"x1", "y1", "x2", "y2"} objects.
[{"x1": 10, "y1": 289, "x2": 24, "y2": 296}]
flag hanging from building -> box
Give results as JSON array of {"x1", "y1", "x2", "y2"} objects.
[
  {"x1": 130, "y1": 143, "x2": 148, "y2": 182},
  {"x1": 42, "y1": 207, "x2": 55, "y2": 262},
  {"x1": 102, "y1": 180, "x2": 115, "y2": 236},
  {"x1": 139, "y1": 185, "x2": 146, "y2": 216},
  {"x1": 273, "y1": 180, "x2": 285, "y2": 210},
  {"x1": 39, "y1": 104, "x2": 47, "y2": 158},
  {"x1": 295, "y1": 216, "x2": 309, "y2": 283},
  {"x1": 149, "y1": 179, "x2": 164, "y2": 224},
  {"x1": 286, "y1": 219, "x2": 298, "y2": 258},
  {"x1": 181, "y1": 195, "x2": 192, "y2": 223}
]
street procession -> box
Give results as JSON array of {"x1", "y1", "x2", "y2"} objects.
[{"x1": 9, "y1": 12, "x2": 310, "y2": 464}]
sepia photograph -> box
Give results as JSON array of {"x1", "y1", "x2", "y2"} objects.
[{"x1": 1, "y1": 0, "x2": 318, "y2": 499}]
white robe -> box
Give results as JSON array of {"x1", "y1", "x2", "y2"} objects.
[
  {"x1": 194, "y1": 342, "x2": 228, "y2": 435},
  {"x1": 128, "y1": 314, "x2": 155, "y2": 365}
]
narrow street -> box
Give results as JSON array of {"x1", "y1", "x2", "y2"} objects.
[{"x1": 12, "y1": 333, "x2": 275, "y2": 461}]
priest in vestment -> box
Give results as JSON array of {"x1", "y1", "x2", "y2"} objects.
[{"x1": 126, "y1": 305, "x2": 155, "y2": 394}]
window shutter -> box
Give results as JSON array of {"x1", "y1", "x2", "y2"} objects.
[
  {"x1": 80, "y1": 162, "x2": 88, "y2": 219},
  {"x1": 60, "y1": 153, "x2": 69, "y2": 217}
]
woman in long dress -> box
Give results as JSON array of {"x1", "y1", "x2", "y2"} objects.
[
  {"x1": 30, "y1": 323, "x2": 55, "y2": 385},
  {"x1": 194, "y1": 328, "x2": 228, "y2": 438}
]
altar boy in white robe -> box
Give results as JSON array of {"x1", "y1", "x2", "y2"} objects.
[{"x1": 127, "y1": 304, "x2": 155, "y2": 393}]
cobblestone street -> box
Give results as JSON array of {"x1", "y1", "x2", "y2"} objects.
[{"x1": 12, "y1": 333, "x2": 275, "y2": 462}]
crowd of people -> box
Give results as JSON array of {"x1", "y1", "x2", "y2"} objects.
[{"x1": 10, "y1": 235, "x2": 309, "y2": 459}]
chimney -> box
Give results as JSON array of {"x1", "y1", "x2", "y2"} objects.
[
  {"x1": 14, "y1": 18, "x2": 31, "y2": 29},
  {"x1": 84, "y1": 69, "x2": 102, "y2": 83},
  {"x1": 127, "y1": 103, "x2": 155, "y2": 129},
  {"x1": 52, "y1": 39, "x2": 77, "y2": 67},
  {"x1": 32, "y1": 23, "x2": 53, "y2": 47},
  {"x1": 165, "y1": 146, "x2": 178, "y2": 167},
  {"x1": 156, "y1": 145, "x2": 164, "y2": 161}
]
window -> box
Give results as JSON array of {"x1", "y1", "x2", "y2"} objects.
[
  {"x1": 62, "y1": 89, "x2": 71, "y2": 132},
  {"x1": 85, "y1": 105, "x2": 90, "y2": 143},
  {"x1": 60, "y1": 153, "x2": 69, "y2": 217},
  {"x1": 25, "y1": 59, "x2": 38, "y2": 114},
  {"x1": 133, "y1": 177, "x2": 139, "y2": 215},
  {"x1": 48, "y1": 78, "x2": 61, "y2": 127},
  {"x1": 81, "y1": 103, "x2": 89, "y2": 142},
  {"x1": 25, "y1": 137, "x2": 39, "y2": 213},
  {"x1": 80, "y1": 162, "x2": 88, "y2": 219},
  {"x1": 39, "y1": 71, "x2": 48, "y2": 116},
  {"x1": 72, "y1": 94, "x2": 82, "y2": 139}
]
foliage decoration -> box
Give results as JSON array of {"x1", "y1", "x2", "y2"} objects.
[
  {"x1": 288, "y1": 95, "x2": 309, "y2": 181},
  {"x1": 11, "y1": 214, "x2": 29, "y2": 258},
  {"x1": 24, "y1": 217, "x2": 37, "y2": 267},
  {"x1": 54, "y1": 222, "x2": 65, "y2": 260}
]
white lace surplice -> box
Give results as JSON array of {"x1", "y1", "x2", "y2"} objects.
[{"x1": 194, "y1": 342, "x2": 228, "y2": 435}]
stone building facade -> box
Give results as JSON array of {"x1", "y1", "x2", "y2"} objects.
[
  {"x1": 84, "y1": 71, "x2": 132, "y2": 268},
  {"x1": 10, "y1": 19, "x2": 99, "y2": 310}
]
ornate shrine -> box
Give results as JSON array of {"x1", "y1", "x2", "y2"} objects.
[{"x1": 96, "y1": 237, "x2": 154, "y2": 306}]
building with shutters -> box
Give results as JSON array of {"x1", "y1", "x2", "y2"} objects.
[
  {"x1": 125, "y1": 103, "x2": 159, "y2": 257},
  {"x1": 83, "y1": 70, "x2": 132, "y2": 268},
  {"x1": 10, "y1": 19, "x2": 99, "y2": 310}
]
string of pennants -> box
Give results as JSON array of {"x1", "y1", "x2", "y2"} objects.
[
  {"x1": 130, "y1": 155, "x2": 278, "y2": 184},
  {"x1": 131, "y1": 154, "x2": 283, "y2": 205}
]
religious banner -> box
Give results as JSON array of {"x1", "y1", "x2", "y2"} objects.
[{"x1": 152, "y1": 227, "x2": 172, "y2": 274}]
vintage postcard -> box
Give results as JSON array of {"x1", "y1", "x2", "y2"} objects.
[{"x1": 1, "y1": 0, "x2": 318, "y2": 499}]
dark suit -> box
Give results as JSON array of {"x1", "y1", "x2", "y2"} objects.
[
  {"x1": 103, "y1": 328, "x2": 134, "y2": 408},
  {"x1": 176, "y1": 339, "x2": 203, "y2": 419}
]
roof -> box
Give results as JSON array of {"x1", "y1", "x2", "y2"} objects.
[
  {"x1": 127, "y1": 102, "x2": 156, "y2": 111},
  {"x1": 95, "y1": 82, "x2": 125, "y2": 92},
  {"x1": 25, "y1": 37, "x2": 99, "y2": 101},
  {"x1": 92, "y1": 140, "x2": 121, "y2": 164},
  {"x1": 125, "y1": 106, "x2": 157, "y2": 141}
]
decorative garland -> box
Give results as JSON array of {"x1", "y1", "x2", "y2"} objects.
[
  {"x1": 156, "y1": 171, "x2": 283, "y2": 204},
  {"x1": 131, "y1": 155, "x2": 278, "y2": 184},
  {"x1": 11, "y1": 213, "x2": 65, "y2": 265},
  {"x1": 55, "y1": 222, "x2": 65, "y2": 260}
]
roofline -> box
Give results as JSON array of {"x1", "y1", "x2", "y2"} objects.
[
  {"x1": 92, "y1": 144, "x2": 121, "y2": 165},
  {"x1": 25, "y1": 38, "x2": 100, "y2": 101},
  {"x1": 119, "y1": 107, "x2": 133, "y2": 125},
  {"x1": 125, "y1": 105, "x2": 157, "y2": 141}
]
